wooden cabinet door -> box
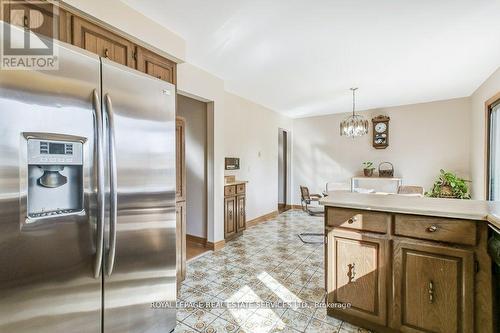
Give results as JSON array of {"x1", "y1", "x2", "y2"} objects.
[
  {"x1": 236, "y1": 195, "x2": 246, "y2": 232},
  {"x1": 3, "y1": 0, "x2": 59, "y2": 39},
  {"x1": 393, "y1": 241, "x2": 474, "y2": 333},
  {"x1": 175, "y1": 117, "x2": 186, "y2": 201},
  {"x1": 72, "y1": 16, "x2": 135, "y2": 68},
  {"x1": 137, "y1": 46, "x2": 176, "y2": 84},
  {"x1": 224, "y1": 197, "x2": 237, "y2": 239},
  {"x1": 176, "y1": 201, "x2": 186, "y2": 286},
  {"x1": 326, "y1": 229, "x2": 387, "y2": 325}
]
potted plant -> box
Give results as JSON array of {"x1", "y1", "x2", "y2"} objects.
[
  {"x1": 426, "y1": 169, "x2": 471, "y2": 199},
  {"x1": 362, "y1": 161, "x2": 375, "y2": 177}
]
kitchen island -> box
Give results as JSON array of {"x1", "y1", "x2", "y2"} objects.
[{"x1": 320, "y1": 191, "x2": 498, "y2": 333}]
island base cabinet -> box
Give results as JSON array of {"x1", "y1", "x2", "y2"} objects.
[
  {"x1": 326, "y1": 229, "x2": 388, "y2": 326},
  {"x1": 392, "y1": 240, "x2": 474, "y2": 333}
]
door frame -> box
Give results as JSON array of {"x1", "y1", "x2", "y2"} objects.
[
  {"x1": 278, "y1": 128, "x2": 290, "y2": 213},
  {"x1": 176, "y1": 92, "x2": 211, "y2": 248}
]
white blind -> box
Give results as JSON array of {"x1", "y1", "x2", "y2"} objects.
[{"x1": 490, "y1": 102, "x2": 500, "y2": 201}]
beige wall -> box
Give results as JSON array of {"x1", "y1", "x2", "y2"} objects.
[
  {"x1": 470, "y1": 67, "x2": 500, "y2": 199},
  {"x1": 176, "y1": 64, "x2": 293, "y2": 241},
  {"x1": 223, "y1": 93, "x2": 293, "y2": 221},
  {"x1": 292, "y1": 98, "x2": 471, "y2": 204}
]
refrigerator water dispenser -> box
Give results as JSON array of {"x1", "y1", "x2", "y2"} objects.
[{"x1": 27, "y1": 138, "x2": 84, "y2": 219}]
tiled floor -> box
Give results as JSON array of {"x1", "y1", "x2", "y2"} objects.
[{"x1": 175, "y1": 210, "x2": 372, "y2": 333}]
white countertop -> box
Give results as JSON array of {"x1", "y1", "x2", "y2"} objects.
[{"x1": 320, "y1": 191, "x2": 500, "y2": 230}]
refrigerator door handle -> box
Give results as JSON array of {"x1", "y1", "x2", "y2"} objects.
[
  {"x1": 93, "y1": 89, "x2": 105, "y2": 279},
  {"x1": 104, "y1": 94, "x2": 118, "y2": 277}
]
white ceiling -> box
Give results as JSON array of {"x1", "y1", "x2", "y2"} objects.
[{"x1": 122, "y1": 0, "x2": 500, "y2": 118}]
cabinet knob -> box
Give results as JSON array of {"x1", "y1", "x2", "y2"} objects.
[
  {"x1": 347, "y1": 217, "x2": 357, "y2": 224},
  {"x1": 426, "y1": 225, "x2": 438, "y2": 233}
]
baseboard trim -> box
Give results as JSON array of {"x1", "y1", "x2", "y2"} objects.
[
  {"x1": 206, "y1": 240, "x2": 225, "y2": 251},
  {"x1": 186, "y1": 234, "x2": 207, "y2": 246},
  {"x1": 246, "y1": 210, "x2": 279, "y2": 227},
  {"x1": 278, "y1": 204, "x2": 293, "y2": 212},
  {"x1": 187, "y1": 235, "x2": 225, "y2": 251}
]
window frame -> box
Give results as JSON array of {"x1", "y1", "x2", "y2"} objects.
[{"x1": 486, "y1": 92, "x2": 500, "y2": 200}]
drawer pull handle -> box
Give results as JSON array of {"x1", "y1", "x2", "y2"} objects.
[
  {"x1": 347, "y1": 217, "x2": 357, "y2": 224},
  {"x1": 23, "y1": 15, "x2": 29, "y2": 29},
  {"x1": 347, "y1": 263, "x2": 356, "y2": 283},
  {"x1": 428, "y1": 280, "x2": 434, "y2": 304},
  {"x1": 426, "y1": 225, "x2": 438, "y2": 233},
  {"x1": 104, "y1": 48, "x2": 110, "y2": 58}
]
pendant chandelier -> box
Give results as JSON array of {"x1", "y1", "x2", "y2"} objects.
[{"x1": 340, "y1": 88, "x2": 369, "y2": 137}]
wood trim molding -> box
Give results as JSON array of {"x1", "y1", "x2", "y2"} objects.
[
  {"x1": 206, "y1": 240, "x2": 225, "y2": 251},
  {"x1": 186, "y1": 234, "x2": 207, "y2": 246},
  {"x1": 485, "y1": 91, "x2": 500, "y2": 199},
  {"x1": 246, "y1": 210, "x2": 279, "y2": 228}
]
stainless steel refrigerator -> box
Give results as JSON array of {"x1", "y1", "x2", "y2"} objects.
[{"x1": 0, "y1": 24, "x2": 177, "y2": 333}]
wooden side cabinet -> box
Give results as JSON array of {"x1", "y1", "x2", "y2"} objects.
[
  {"x1": 392, "y1": 240, "x2": 474, "y2": 333},
  {"x1": 237, "y1": 194, "x2": 246, "y2": 231},
  {"x1": 176, "y1": 117, "x2": 186, "y2": 202},
  {"x1": 224, "y1": 196, "x2": 237, "y2": 239},
  {"x1": 224, "y1": 183, "x2": 246, "y2": 240},
  {"x1": 176, "y1": 201, "x2": 186, "y2": 285},
  {"x1": 327, "y1": 229, "x2": 388, "y2": 326},
  {"x1": 175, "y1": 117, "x2": 186, "y2": 288}
]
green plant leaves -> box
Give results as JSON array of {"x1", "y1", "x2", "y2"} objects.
[{"x1": 426, "y1": 169, "x2": 471, "y2": 199}]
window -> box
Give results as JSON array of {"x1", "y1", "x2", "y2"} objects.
[{"x1": 489, "y1": 100, "x2": 500, "y2": 200}]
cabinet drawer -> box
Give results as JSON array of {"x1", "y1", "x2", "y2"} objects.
[
  {"x1": 236, "y1": 184, "x2": 245, "y2": 194},
  {"x1": 224, "y1": 185, "x2": 236, "y2": 197},
  {"x1": 326, "y1": 207, "x2": 389, "y2": 234},
  {"x1": 394, "y1": 214, "x2": 477, "y2": 246}
]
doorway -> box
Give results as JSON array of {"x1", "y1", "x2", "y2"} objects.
[
  {"x1": 177, "y1": 94, "x2": 209, "y2": 260},
  {"x1": 278, "y1": 128, "x2": 289, "y2": 213}
]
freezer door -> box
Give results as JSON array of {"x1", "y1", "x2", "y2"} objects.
[
  {"x1": 0, "y1": 26, "x2": 102, "y2": 333},
  {"x1": 101, "y1": 59, "x2": 176, "y2": 333}
]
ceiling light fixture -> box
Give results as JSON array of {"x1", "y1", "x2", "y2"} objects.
[{"x1": 340, "y1": 88, "x2": 368, "y2": 137}]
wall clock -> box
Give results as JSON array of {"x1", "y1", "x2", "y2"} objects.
[{"x1": 372, "y1": 115, "x2": 390, "y2": 149}]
